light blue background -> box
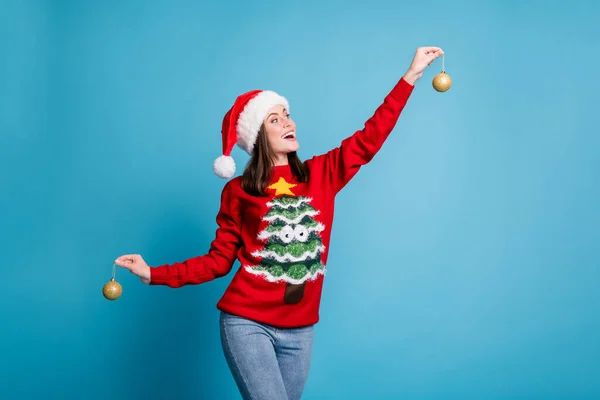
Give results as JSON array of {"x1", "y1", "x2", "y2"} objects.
[{"x1": 2, "y1": 0, "x2": 599, "y2": 399}]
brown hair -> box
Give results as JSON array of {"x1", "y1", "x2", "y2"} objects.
[{"x1": 241, "y1": 124, "x2": 309, "y2": 196}]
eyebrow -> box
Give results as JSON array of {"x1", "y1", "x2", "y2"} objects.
[{"x1": 267, "y1": 109, "x2": 288, "y2": 119}]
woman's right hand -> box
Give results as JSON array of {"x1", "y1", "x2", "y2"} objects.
[{"x1": 115, "y1": 254, "x2": 151, "y2": 284}]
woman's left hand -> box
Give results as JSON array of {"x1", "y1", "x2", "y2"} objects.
[{"x1": 403, "y1": 46, "x2": 444, "y2": 85}]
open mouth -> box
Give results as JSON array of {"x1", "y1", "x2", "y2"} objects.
[{"x1": 282, "y1": 131, "x2": 296, "y2": 141}]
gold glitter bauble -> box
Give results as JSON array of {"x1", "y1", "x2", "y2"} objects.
[
  {"x1": 103, "y1": 278, "x2": 122, "y2": 300},
  {"x1": 432, "y1": 71, "x2": 452, "y2": 92}
]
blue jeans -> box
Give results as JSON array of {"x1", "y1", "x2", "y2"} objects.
[{"x1": 219, "y1": 310, "x2": 315, "y2": 400}]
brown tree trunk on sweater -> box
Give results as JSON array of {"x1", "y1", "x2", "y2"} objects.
[{"x1": 284, "y1": 282, "x2": 305, "y2": 304}]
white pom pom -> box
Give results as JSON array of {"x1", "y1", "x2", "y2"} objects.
[{"x1": 213, "y1": 155, "x2": 236, "y2": 178}]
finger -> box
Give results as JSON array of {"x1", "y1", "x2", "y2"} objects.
[
  {"x1": 426, "y1": 52, "x2": 442, "y2": 62},
  {"x1": 424, "y1": 50, "x2": 444, "y2": 59},
  {"x1": 426, "y1": 51, "x2": 443, "y2": 59},
  {"x1": 115, "y1": 259, "x2": 135, "y2": 268},
  {"x1": 115, "y1": 261, "x2": 133, "y2": 270},
  {"x1": 115, "y1": 254, "x2": 137, "y2": 262},
  {"x1": 115, "y1": 258, "x2": 130, "y2": 265},
  {"x1": 422, "y1": 46, "x2": 443, "y2": 53}
]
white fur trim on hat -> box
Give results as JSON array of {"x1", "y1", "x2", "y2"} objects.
[
  {"x1": 236, "y1": 90, "x2": 289, "y2": 154},
  {"x1": 213, "y1": 155, "x2": 236, "y2": 179}
]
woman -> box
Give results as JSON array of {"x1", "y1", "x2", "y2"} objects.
[{"x1": 115, "y1": 46, "x2": 444, "y2": 400}]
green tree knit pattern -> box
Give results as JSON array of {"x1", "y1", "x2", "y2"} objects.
[{"x1": 246, "y1": 195, "x2": 327, "y2": 284}]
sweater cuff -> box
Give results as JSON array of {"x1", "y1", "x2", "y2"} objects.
[
  {"x1": 390, "y1": 76, "x2": 415, "y2": 99},
  {"x1": 149, "y1": 265, "x2": 169, "y2": 285}
]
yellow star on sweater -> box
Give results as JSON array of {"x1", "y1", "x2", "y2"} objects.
[{"x1": 267, "y1": 177, "x2": 297, "y2": 196}]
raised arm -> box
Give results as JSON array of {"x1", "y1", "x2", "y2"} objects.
[{"x1": 312, "y1": 46, "x2": 444, "y2": 194}]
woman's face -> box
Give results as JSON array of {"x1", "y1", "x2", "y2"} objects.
[{"x1": 263, "y1": 104, "x2": 299, "y2": 156}]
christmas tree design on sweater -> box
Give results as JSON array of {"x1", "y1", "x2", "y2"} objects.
[{"x1": 246, "y1": 177, "x2": 327, "y2": 304}]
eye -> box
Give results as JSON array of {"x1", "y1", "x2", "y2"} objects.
[
  {"x1": 279, "y1": 225, "x2": 294, "y2": 244},
  {"x1": 271, "y1": 118, "x2": 278, "y2": 123},
  {"x1": 293, "y1": 225, "x2": 309, "y2": 242}
]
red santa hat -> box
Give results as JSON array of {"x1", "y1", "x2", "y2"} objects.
[{"x1": 213, "y1": 89, "x2": 290, "y2": 179}]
